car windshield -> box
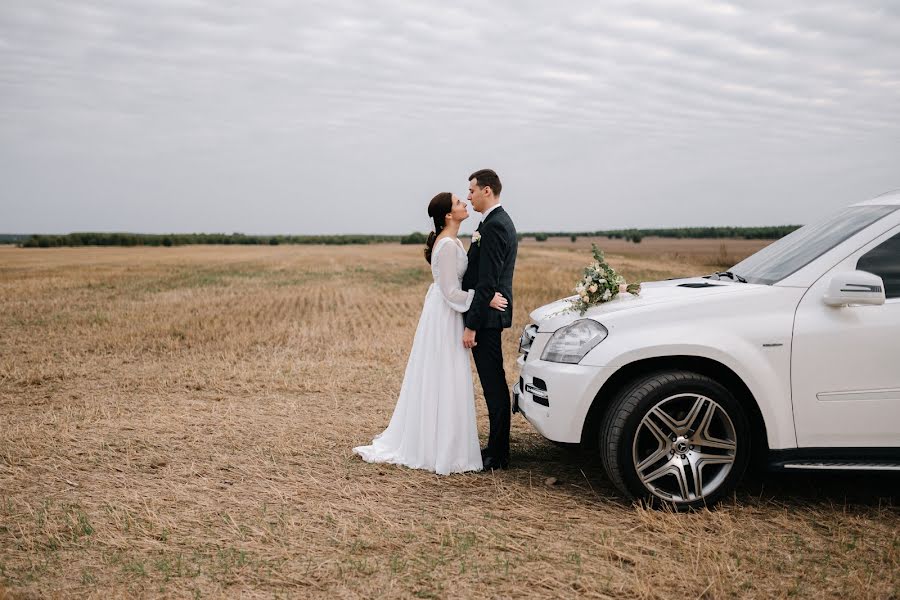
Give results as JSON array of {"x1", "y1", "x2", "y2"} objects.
[{"x1": 730, "y1": 205, "x2": 898, "y2": 285}]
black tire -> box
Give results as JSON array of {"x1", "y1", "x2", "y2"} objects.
[{"x1": 599, "y1": 370, "x2": 750, "y2": 509}]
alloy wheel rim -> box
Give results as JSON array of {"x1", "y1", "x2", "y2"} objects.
[{"x1": 632, "y1": 393, "x2": 737, "y2": 504}]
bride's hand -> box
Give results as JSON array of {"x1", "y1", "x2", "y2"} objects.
[{"x1": 490, "y1": 292, "x2": 508, "y2": 311}]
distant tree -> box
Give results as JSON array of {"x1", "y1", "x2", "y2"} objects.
[
  {"x1": 535, "y1": 233, "x2": 549, "y2": 242},
  {"x1": 623, "y1": 229, "x2": 643, "y2": 243},
  {"x1": 400, "y1": 232, "x2": 427, "y2": 245},
  {"x1": 570, "y1": 234, "x2": 577, "y2": 243}
]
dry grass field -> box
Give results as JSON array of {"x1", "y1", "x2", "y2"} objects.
[{"x1": 0, "y1": 239, "x2": 897, "y2": 599}]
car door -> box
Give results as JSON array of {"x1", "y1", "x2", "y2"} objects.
[{"x1": 791, "y1": 225, "x2": 900, "y2": 448}]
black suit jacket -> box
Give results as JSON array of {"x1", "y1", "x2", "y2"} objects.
[{"x1": 462, "y1": 206, "x2": 518, "y2": 331}]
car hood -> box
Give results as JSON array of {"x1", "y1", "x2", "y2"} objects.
[{"x1": 530, "y1": 276, "x2": 759, "y2": 332}]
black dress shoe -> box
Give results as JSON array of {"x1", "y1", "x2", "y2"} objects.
[{"x1": 482, "y1": 456, "x2": 509, "y2": 470}]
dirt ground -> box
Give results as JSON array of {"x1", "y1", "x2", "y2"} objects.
[{"x1": 0, "y1": 240, "x2": 897, "y2": 599}]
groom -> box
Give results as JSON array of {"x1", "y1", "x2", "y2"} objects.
[{"x1": 462, "y1": 169, "x2": 518, "y2": 470}]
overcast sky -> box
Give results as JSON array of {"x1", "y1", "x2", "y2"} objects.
[{"x1": 1, "y1": 1, "x2": 899, "y2": 235}]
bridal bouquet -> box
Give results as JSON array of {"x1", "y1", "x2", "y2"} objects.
[{"x1": 570, "y1": 244, "x2": 641, "y2": 315}]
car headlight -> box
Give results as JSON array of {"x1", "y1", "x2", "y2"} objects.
[{"x1": 541, "y1": 320, "x2": 608, "y2": 364}]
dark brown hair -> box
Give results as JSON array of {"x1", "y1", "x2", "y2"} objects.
[
  {"x1": 468, "y1": 168, "x2": 502, "y2": 196},
  {"x1": 424, "y1": 192, "x2": 453, "y2": 264}
]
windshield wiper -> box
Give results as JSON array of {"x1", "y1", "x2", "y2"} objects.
[{"x1": 710, "y1": 271, "x2": 747, "y2": 283}]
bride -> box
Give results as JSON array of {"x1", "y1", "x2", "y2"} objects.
[{"x1": 353, "y1": 192, "x2": 508, "y2": 474}]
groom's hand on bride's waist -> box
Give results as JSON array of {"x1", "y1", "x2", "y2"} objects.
[{"x1": 463, "y1": 328, "x2": 477, "y2": 349}]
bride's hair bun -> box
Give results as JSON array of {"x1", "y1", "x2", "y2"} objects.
[{"x1": 424, "y1": 192, "x2": 452, "y2": 264}]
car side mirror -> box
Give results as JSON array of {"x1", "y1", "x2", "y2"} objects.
[{"x1": 823, "y1": 270, "x2": 886, "y2": 307}]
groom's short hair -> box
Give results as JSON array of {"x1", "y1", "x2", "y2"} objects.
[{"x1": 469, "y1": 169, "x2": 502, "y2": 197}]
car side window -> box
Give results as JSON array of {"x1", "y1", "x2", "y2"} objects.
[{"x1": 856, "y1": 231, "x2": 900, "y2": 299}]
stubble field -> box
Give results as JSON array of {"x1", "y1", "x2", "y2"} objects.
[{"x1": 0, "y1": 239, "x2": 897, "y2": 599}]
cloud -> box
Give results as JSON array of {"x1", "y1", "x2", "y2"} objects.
[{"x1": 1, "y1": 0, "x2": 898, "y2": 233}]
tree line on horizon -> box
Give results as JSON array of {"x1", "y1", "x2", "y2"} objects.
[
  {"x1": 17, "y1": 232, "x2": 399, "y2": 248},
  {"x1": 0, "y1": 234, "x2": 30, "y2": 243},
  {"x1": 525, "y1": 225, "x2": 801, "y2": 244},
  {"x1": 14, "y1": 225, "x2": 801, "y2": 248}
]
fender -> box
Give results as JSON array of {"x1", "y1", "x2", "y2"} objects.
[{"x1": 570, "y1": 286, "x2": 805, "y2": 450}]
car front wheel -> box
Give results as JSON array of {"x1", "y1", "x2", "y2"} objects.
[{"x1": 599, "y1": 370, "x2": 750, "y2": 509}]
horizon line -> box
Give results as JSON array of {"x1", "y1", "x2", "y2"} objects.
[{"x1": 0, "y1": 224, "x2": 804, "y2": 237}]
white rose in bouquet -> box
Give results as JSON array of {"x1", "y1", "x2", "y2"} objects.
[{"x1": 568, "y1": 245, "x2": 642, "y2": 315}]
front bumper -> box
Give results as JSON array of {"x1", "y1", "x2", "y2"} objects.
[{"x1": 514, "y1": 353, "x2": 614, "y2": 443}]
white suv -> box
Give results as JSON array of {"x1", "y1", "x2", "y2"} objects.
[{"x1": 514, "y1": 191, "x2": 900, "y2": 508}]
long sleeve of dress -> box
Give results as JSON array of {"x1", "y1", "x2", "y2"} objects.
[{"x1": 435, "y1": 241, "x2": 475, "y2": 313}]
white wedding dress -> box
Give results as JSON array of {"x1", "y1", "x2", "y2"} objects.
[{"x1": 353, "y1": 237, "x2": 483, "y2": 475}]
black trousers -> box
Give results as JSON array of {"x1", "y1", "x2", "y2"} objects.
[{"x1": 472, "y1": 328, "x2": 510, "y2": 461}]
